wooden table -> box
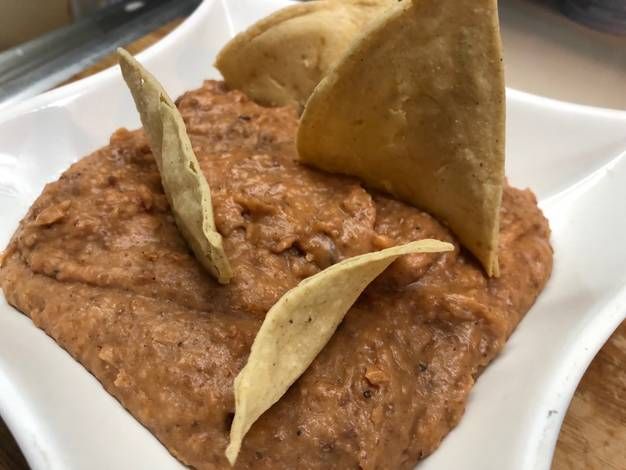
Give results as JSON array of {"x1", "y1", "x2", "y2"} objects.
[{"x1": 1, "y1": 19, "x2": 624, "y2": 470}]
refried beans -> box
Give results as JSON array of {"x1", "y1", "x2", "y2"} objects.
[{"x1": 0, "y1": 81, "x2": 552, "y2": 469}]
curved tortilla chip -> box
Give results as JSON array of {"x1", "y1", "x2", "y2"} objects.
[
  {"x1": 118, "y1": 49, "x2": 232, "y2": 284},
  {"x1": 225, "y1": 239, "x2": 454, "y2": 464},
  {"x1": 215, "y1": 0, "x2": 388, "y2": 107},
  {"x1": 298, "y1": 0, "x2": 505, "y2": 276}
]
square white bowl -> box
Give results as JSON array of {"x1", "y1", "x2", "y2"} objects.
[{"x1": 0, "y1": 1, "x2": 625, "y2": 469}]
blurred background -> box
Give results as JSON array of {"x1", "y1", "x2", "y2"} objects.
[
  {"x1": 501, "y1": 0, "x2": 626, "y2": 109},
  {"x1": 0, "y1": 0, "x2": 201, "y2": 107},
  {"x1": 1, "y1": 1, "x2": 145, "y2": 50},
  {"x1": 0, "y1": 0, "x2": 625, "y2": 109}
]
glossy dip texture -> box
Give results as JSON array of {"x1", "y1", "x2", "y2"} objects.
[{"x1": 0, "y1": 81, "x2": 552, "y2": 469}]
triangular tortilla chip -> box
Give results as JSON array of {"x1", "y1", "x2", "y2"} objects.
[
  {"x1": 118, "y1": 49, "x2": 232, "y2": 284},
  {"x1": 298, "y1": 0, "x2": 505, "y2": 276},
  {"x1": 225, "y1": 239, "x2": 454, "y2": 464},
  {"x1": 215, "y1": 0, "x2": 388, "y2": 107}
]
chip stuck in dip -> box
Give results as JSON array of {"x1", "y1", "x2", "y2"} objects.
[
  {"x1": 298, "y1": 0, "x2": 505, "y2": 276},
  {"x1": 118, "y1": 48, "x2": 232, "y2": 284},
  {"x1": 215, "y1": 0, "x2": 389, "y2": 107},
  {"x1": 226, "y1": 239, "x2": 454, "y2": 464}
]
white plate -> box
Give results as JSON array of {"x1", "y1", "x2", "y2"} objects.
[{"x1": 0, "y1": 1, "x2": 625, "y2": 469}]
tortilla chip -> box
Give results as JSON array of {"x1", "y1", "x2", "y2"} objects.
[
  {"x1": 118, "y1": 49, "x2": 232, "y2": 284},
  {"x1": 298, "y1": 0, "x2": 505, "y2": 276},
  {"x1": 225, "y1": 239, "x2": 454, "y2": 464},
  {"x1": 215, "y1": 0, "x2": 388, "y2": 107}
]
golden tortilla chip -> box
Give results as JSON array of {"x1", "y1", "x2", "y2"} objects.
[
  {"x1": 225, "y1": 239, "x2": 454, "y2": 464},
  {"x1": 298, "y1": 0, "x2": 505, "y2": 276},
  {"x1": 118, "y1": 49, "x2": 232, "y2": 284},
  {"x1": 215, "y1": 0, "x2": 388, "y2": 107}
]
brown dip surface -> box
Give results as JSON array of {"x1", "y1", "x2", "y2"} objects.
[{"x1": 0, "y1": 81, "x2": 552, "y2": 469}]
